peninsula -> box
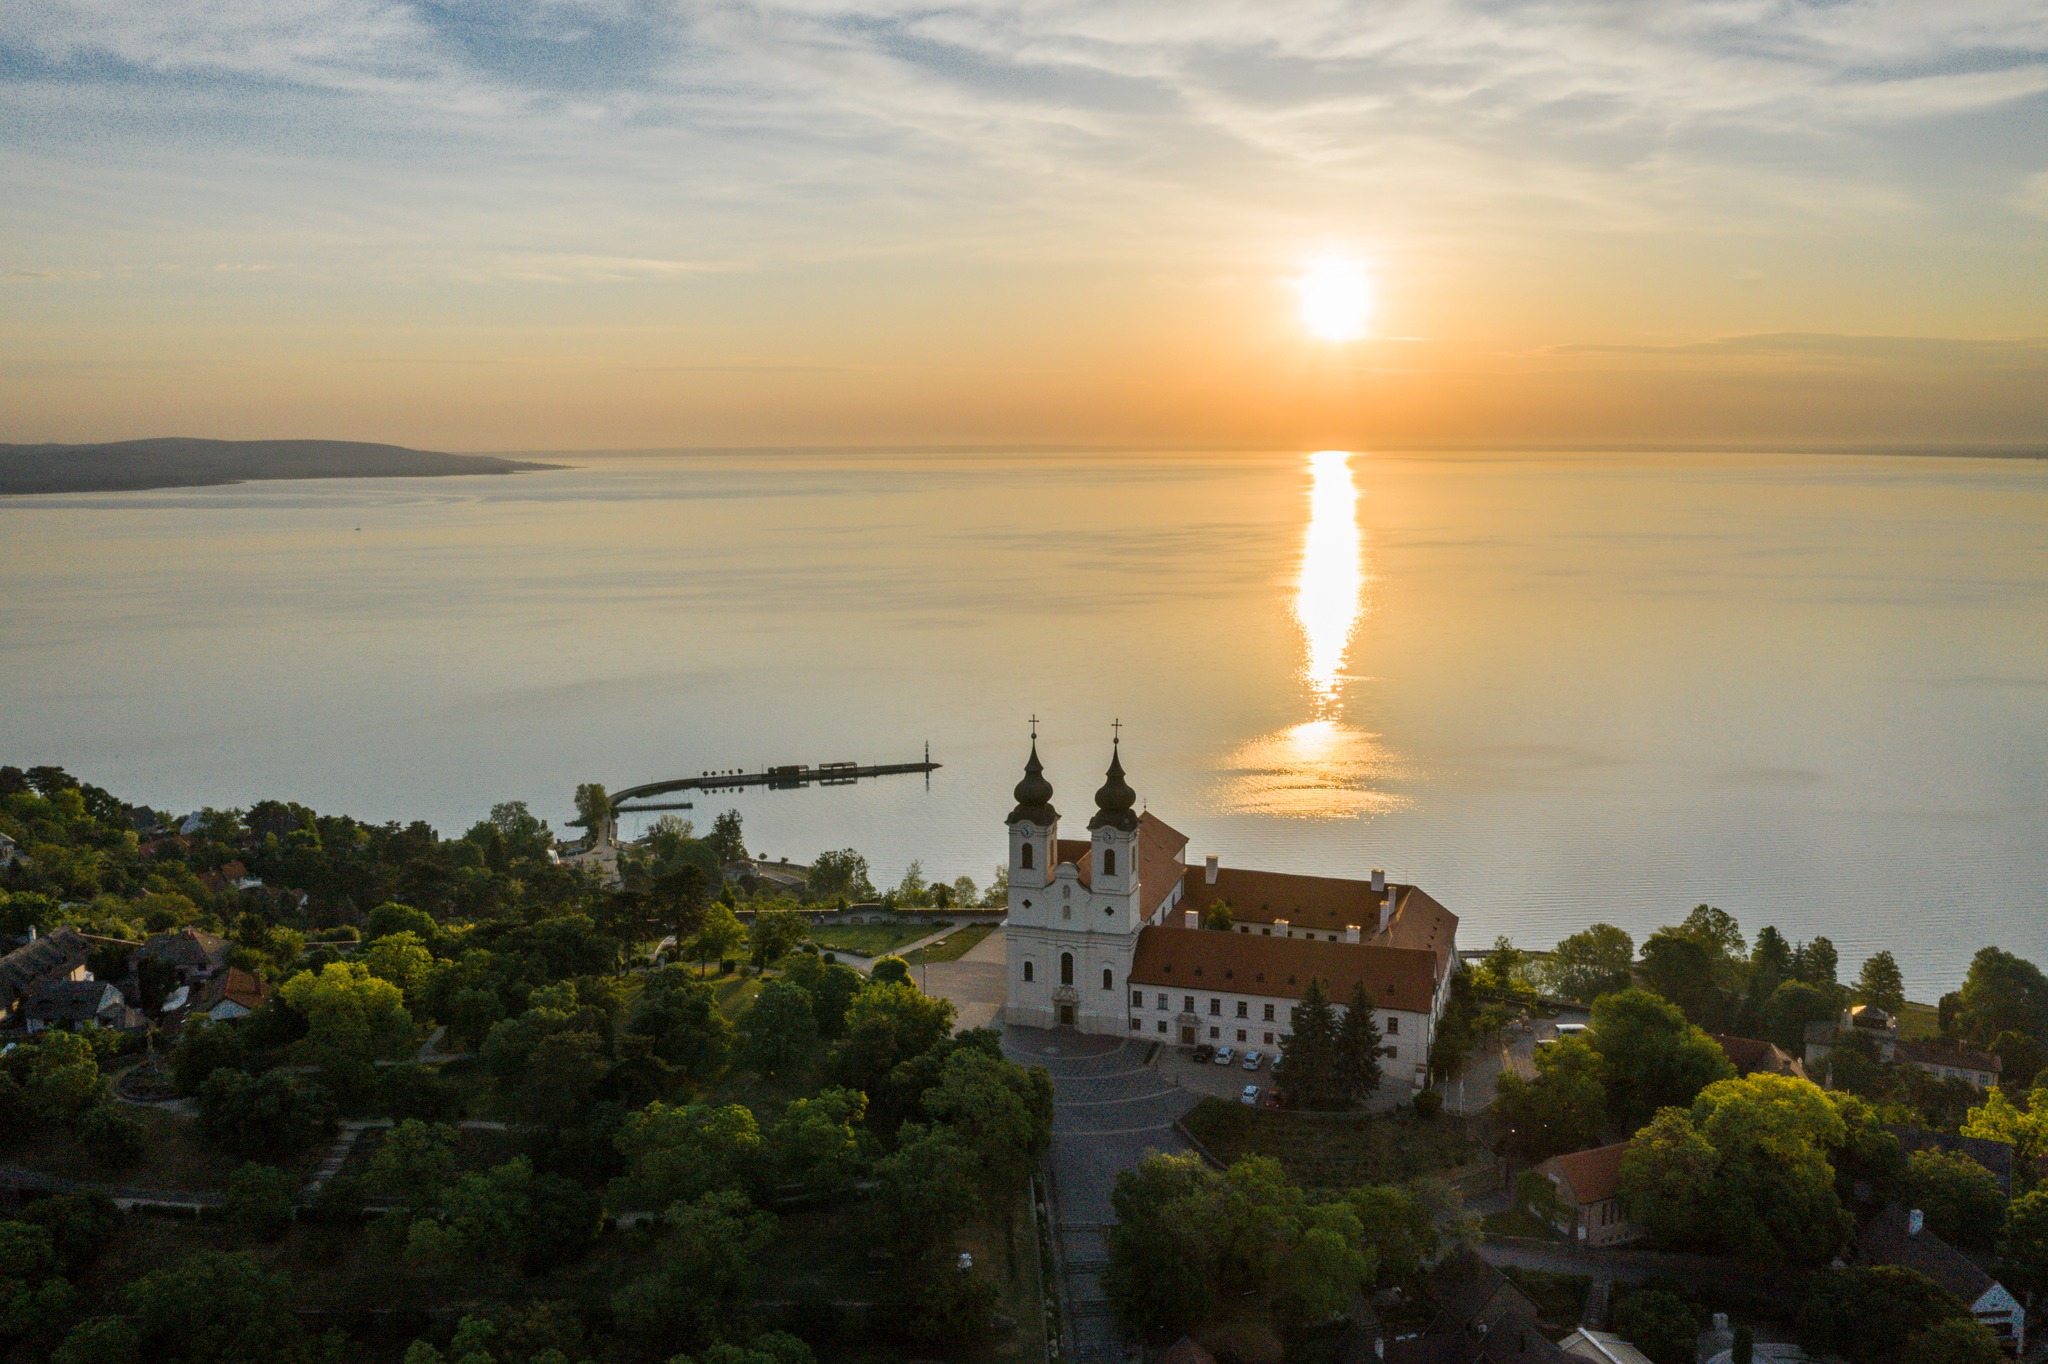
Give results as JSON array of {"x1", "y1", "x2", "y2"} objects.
[{"x1": 0, "y1": 437, "x2": 561, "y2": 496}]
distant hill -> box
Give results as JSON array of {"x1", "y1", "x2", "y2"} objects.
[{"x1": 0, "y1": 438, "x2": 562, "y2": 495}]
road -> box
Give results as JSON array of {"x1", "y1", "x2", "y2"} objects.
[{"x1": 1003, "y1": 1026, "x2": 1197, "y2": 1364}]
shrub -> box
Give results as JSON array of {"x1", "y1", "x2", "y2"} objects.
[
  {"x1": 78, "y1": 1105, "x2": 146, "y2": 1169},
  {"x1": 224, "y1": 1164, "x2": 297, "y2": 1242},
  {"x1": 1611, "y1": 1288, "x2": 1697, "y2": 1364},
  {"x1": 378, "y1": 1064, "x2": 466, "y2": 1123},
  {"x1": 1413, "y1": 1089, "x2": 1443, "y2": 1119}
]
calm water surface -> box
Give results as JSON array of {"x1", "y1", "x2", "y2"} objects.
[{"x1": 5, "y1": 449, "x2": 2045, "y2": 994}]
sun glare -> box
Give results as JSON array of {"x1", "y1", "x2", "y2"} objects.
[{"x1": 1293, "y1": 258, "x2": 1373, "y2": 341}]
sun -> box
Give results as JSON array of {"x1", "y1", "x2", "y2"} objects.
[{"x1": 1293, "y1": 258, "x2": 1373, "y2": 341}]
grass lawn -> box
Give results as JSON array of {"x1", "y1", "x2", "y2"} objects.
[
  {"x1": 1180, "y1": 1098, "x2": 1480, "y2": 1193},
  {"x1": 713, "y1": 975, "x2": 765, "y2": 1016},
  {"x1": 1481, "y1": 1207, "x2": 1562, "y2": 1241},
  {"x1": 904, "y1": 923, "x2": 999, "y2": 966},
  {"x1": 807, "y1": 921, "x2": 943, "y2": 958}
]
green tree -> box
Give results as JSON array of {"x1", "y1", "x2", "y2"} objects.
[
  {"x1": 1796, "y1": 1264, "x2": 1971, "y2": 1364},
  {"x1": 806, "y1": 849, "x2": 874, "y2": 903},
  {"x1": 223, "y1": 1164, "x2": 297, "y2": 1242},
  {"x1": 613, "y1": 1101, "x2": 762, "y2": 1208},
  {"x1": 197, "y1": 1069, "x2": 336, "y2": 1159},
  {"x1": 572, "y1": 783, "x2": 610, "y2": 835},
  {"x1": 610, "y1": 1190, "x2": 774, "y2": 1358},
  {"x1": 24, "y1": 1032, "x2": 108, "y2": 1122},
  {"x1": 277, "y1": 961, "x2": 413, "y2": 1060},
  {"x1": 627, "y1": 972, "x2": 733, "y2": 1077},
  {"x1": 872, "y1": 1123, "x2": 982, "y2": 1261},
  {"x1": 1542, "y1": 923, "x2": 1635, "y2": 1003},
  {"x1": 1907, "y1": 1319, "x2": 2007, "y2": 1364},
  {"x1": 922, "y1": 1048, "x2": 1055, "y2": 1207},
  {"x1": 781, "y1": 954, "x2": 863, "y2": 1038},
  {"x1": 1100, "y1": 1153, "x2": 1218, "y2": 1336},
  {"x1": 691, "y1": 902, "x2": 747, "y2": 972},
  {"x1": 1636, "y1": 930, "x2": 1730, "y2": 1028},
  {"x1": 366, "y1": 1119, "x2": 459, "y2": 1214},
  {"x1": 2002, "y1": 1187, "x2": 2048, "y2": 1279},
  {"x1": 828, "y1": 979, "x2": 958, "y2": 1092},
  {"x1": 1856, "y1": 951, "x2": 1907, "y2": 1015},
  {"x1": 739, "y1": 980, "x2": 819, "y2": 1075},
  {"x1": 78, "y1": 1105, "x2": 145, "y2": 1169},
  {"x1": 706, "y1": 810, "x2": 746, "y2": 864},
  {"x1": 748, "y1": 908, "x2": 807, "y2": 969},
  {"x1": 1900, "y1": 1148, "x2": 2004, "y2": 1251},
  {"x1": 1962, "y1": 1087, "x2": 2048, "y2": 1172},
  {"x1": 1274, "y1": 978, "x2": 1342, "y2": 1111},
  {"x1": 1202, "y1": 899, "x2": 1233, "y2": 931},
  {"x1": 121, "y1": 1250, "x2": 312, "y2": 1364},
  {"x1": 763, "y1": 1088, "x2": 869, "y2": 1197},
  {"x1": 1494, "y1": 1036, "x2": 1606, "y2": 1159},
  {"x1": 1678, "y1": 904, "x2": 1746, "y2": 957},
  {"x1": 1345, "y1": 1185, "x2": 1439, "y2": 1281},
  {"x1": 1336, "y1": 982, "x2": 1386, "y2": 1105},
  {"x1": 1763, "y1": 979, "x2": 1842, "y2": 1053},
  {"x1": 870, "y1": 955, "x2": 910, "y2": 986},
  {"x1": 363, "y1": 931, "x2": 435, "y2": 1005},
  {"x1": 1791, "y1": 936, "x2": 1840, "y2": 988},
  {"x1": 1611, "y1": 1288, "x2": 1697, "y2": 1364},
  {"x1": 1588, "y1": 988, "x2": 1735, "y2": 1129},
  {"x1": 1953, "y1": 947, "x2": 2048, "y2": 1047}
]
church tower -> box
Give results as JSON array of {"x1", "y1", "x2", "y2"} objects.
[
  {"x1": 1087, "y1": 734, "x2": 1143, "y2": 933},
  {"x1": 1006, "y1": 731, "x2": 1057, "y2": 893}
]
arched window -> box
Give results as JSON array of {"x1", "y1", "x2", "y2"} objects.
[
  {"x1": 1060, "y1": 952, "x2": 1074, "y2": 986},
  {"x1": 1020, "y1": 842, "x2": 1034, "y2": 870},
  {"x1": 1023, "y1": 960, "x2": 1034, "y2": 983},
  {"x1": 1102, "y1": 967, "x2": 1113, "y2": 990},
  {"x1": 1103, "y1": 848, "x2": 1117, "y2": 876}
]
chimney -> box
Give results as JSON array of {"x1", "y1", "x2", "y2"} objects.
[
  {"x1": 1204, "y1": 855, "x2": 1219, "y2": 885},
  {"x1": 1908, "y1": 1208, "x2": 1925, "y2": 1237},
  {"x1": 1344, "y1": 924, "x2": 1361, "y2": 944},
  {"x1": 1378, "y1": 890, "x2": 1396, "y2": 933},
  {"x1": 1184, "y1": 909, "x2": 1199, "y2": 931},
  {"x1": 1275, "y1": 918, "x2": 1290, "y2": 937},
  {"x1": 1371, "y1": 868, "x2": 1386, "y2": 893}
]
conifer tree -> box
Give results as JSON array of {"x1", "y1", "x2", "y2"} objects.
[
  {"x1": 1276, "y1": 978, "x2": 1341, "y2": 1110},
  {"x1": 1337, "y1": 981, "x2": 1386, "y2": 1107}
]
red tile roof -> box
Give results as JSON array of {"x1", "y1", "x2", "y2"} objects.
[
  {"x1": 1178, "y1": 868, "x2": 1458, "y2": 975},
  {"x1": 1537, "y1": 1142, "x2": 1632, "y2": 1206},
  {"x1": 1055, "y1": 812, "x2": 1188, "y2": 918},
  {"x1": 1128, "y1": 925, "x2": 1438, "y2": 1013}
]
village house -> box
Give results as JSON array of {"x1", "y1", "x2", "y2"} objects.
[
  {"x1": 1856, "y1": 1203, "x2": 2025, "y2": 1353},
  {"x1": 132, "y1": 927, "x2": 232, "y2": 985},
  {"x1": 0, "y1": 926, "x2": 92, "y2": 1028},
  {"x1": 1805, "y1": 1006, "x2": 2002, "y2": 1090},
  {"x1": 1526, "y1": 1142, "x2": 1644, "y2": 1248},
  {"x1": 1708, "y1": 1033, "x2": 1808, "y2": 1081},
  {"x1": 1382, "y1": 1249, "x2": 1572, "y2": 1364},
  {"x1": 1002, "y1": 733, "x2": 1458, "y2": 1094},
  {"x1": 1558, "y1": 1330, "x2": 1654, "y2": 1364},
  {"x1": 164, "y1": 966, "x2": 272, "y2": 1027},
  {"x1": 25, "y1": 978, "x2": 143, "y2": 1033}
]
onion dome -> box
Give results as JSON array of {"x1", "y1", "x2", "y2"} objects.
[
  {"x1": 1006, "y1": 742, "x2": 1058, "y2": 826},
  {"x1": 1087, "y1": 743, "x2": 1140, "y2": 832}
]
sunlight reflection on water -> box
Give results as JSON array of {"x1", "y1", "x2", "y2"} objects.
[{"x1": 1220, "y1": 451, "x2": 1414, "y2": 819}]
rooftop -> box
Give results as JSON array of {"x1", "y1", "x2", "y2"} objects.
[
  {"x1": 1537, "y1": 1141, "x2": 1632, "y2": 1206},
  {"x1": 1129, "y1": 924, "x2": 1439, "y2": 1013},
  {"x1": 1856, "y1": 1202, "x2": 1996, "y2": 1305}
]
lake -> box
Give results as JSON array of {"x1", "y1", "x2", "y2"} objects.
[{"x1": 4, "y1": 448, "x2": 2044, "y2": 995}]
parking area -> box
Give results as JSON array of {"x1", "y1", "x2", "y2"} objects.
[{"x1": 1153, "y1": 1044, "x2": 1277, "y2": 1103}]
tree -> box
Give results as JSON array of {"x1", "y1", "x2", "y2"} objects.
[
  {"x1": 1962, "y1": 1087, "x2": 2048, "y2": 1173},
  {"x1": 378, "y1": 1063, "x2": 466, "y2": 1122},
  {"x1": 1611, "y1": 1288, "x2": 1697, "y2": 1364},
  {"x1": 829, "y1": 980, "x2": 957, "y2": 1093},
  {"x1": 2003, "y1": 1187, "x2": 2048, "y2": 1283},
  {"x1": 1791, "y1": 936, "x2": 1840, "y2": 988},
  {"x1": 19, "y1": 1193, "x2": 117, "y2": 1277},
  {"x1": 24, "y1": 1032, "x2": 107, "y2": 1122},
  {"x1": 1907, "y1": 1319, "x2": 2006, "y2": 1364},
  {"x1": 763, "y1": 1088, "x2": 869, "y2": 1197},
  {"x1": 806, "y1": 849, "x2": 875, "y2": 903},
  {"x1": 1678, "y1": 904, "x2": 1746, "y2": 957},
  {"x1": 610, "y1": 1190, "x2": 774, "y2": 1358},
  {"x1": 1954, "y1": 947, "x2": 2048, "y2": 1048},
  {"x1": 872, "y1": 1123, "x2": 982, "y2": 1261},
  {"x1": 366, "y1": 1119, "x2": 459, "y2": 1213},
  {"x1": 79, "y1": 1105, "x2": 145, "y2": 1169},
  {"x1": 1588, "y1": 988, "x2": 1735, "y2": 1128},
  {"x1": 706, "y1": 810, "x2": 746, "y2": 865},
  {"x1": 739, "y1": 980, "x2": 819, "y2": 1075},
  {"x1": 1856, "y1": 952, "x2": 1907, "y2": 1015},
  {"x1": 572, "y1": 783, "x2": 610, "y2": 836},
  {"x1": 1796, "y1": 1265, "x2": 1971, "y2": 1364},
  {"x1": 1621, "y1": 1074, "x2": 1852, "y2": 1266},
  {"x1": 1274, "y1": 978, "x2": 1342, "y2": 1110},
  {"x1": 1202, "y1": 899, "x2": 1233, "y2": 931},
  {"x1": 363, "y1": 931, "x2": 435, "y2": 1004},
  {"x1": 197, "y1": 1069, "x2": 337, "y2": 1159},
  {"x1": 121, "y1": 1250, "x2": 312, "y2": 1364},
  {"x1": 1636, "y1": 931, "x2": 1730, "y2": 1028},
  {"x1": 1494, "y1": 1036, "x2": 1606, "y2": 1159},
  {"x1": 1336, "y1": 982, "x2": 1386, "y2": 1105},
  {"x1": 1900, "y1": 1149, "x2": 2004, "y2": 1251},
  {"x1": 277, "y1": 962, "x2": 413, "y2": 1060},
  {"x1": 1763, "y1": 979, "x2": 1841, "y2": 1053},
  {"x1": 626, "y1": 973, "x2": 733, "y2": 1078},
  {"x1": 748, "y1": 908, "x2": 807, "y2": 969},
  {"x1": 922, "y1": 1048, "x2": 1055, "y2": 1207},
  {"x1": 1100, "y1": 1153, "x2": 1219, "y2": 1336},
  {"x1": 1542, "y1": 923, "x2": 1635, "y2": 1003},
  {"x1": 517, "y1": 1030, "x2": 612, "y2": 1126},
  {"x1": 612, "y1": 1101, "x2": 762, "y2": 1208},
  {"x1": 870, "y1": 955, "x2": 910, "y2": 986},
  {"x1": 691, "y1": 902, "x2": 747, "y2": 971},
  {"x1": 780, "y1": 954, "x2": 863, "y2": 1038},
  {"x1": 223, "y1": 1164, "x2": 296, "y2": 1242}
]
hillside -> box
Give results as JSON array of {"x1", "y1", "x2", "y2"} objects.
[{"x1": 0, "y1": 437, "x2": 561, "y2": 495}]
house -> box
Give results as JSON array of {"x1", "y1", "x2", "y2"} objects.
[
  {"x1": 1003, "y1": 734, "x2": 1458, "y2": 1094},
  {"x1": 1805, "y1": 1009, "x2": 2002, "y2": 1090},
  {"x1": 1708, "y1": 1033, "x2": 1808, "y2": 1081},
  {"x1": 0, "y1": 832, "x2": 20, "y2": 868},
  {"x1": 25, "y1": 979, "x2": 143, "y2": 1032},
  {"x1": 1887, "y1": 1126, "x2": 2015, "y2": 1197},
  {"x1": 1384, "y1": 1249, "x2": 1572, "y2": 1364},
  {"x1": 1528, "y1": 1142, "x2": 1644, "y2": 1247},
  {"x1": 0, "y1": 926, "x2": 92, "y2": 1026},
  {"x1": 133, "y1": 928, "x2": 232, "y2": 984},
  {"x1": 179, "y1": 967, "x2": 271, "y2": 1023},
  {"x1": 1558, "y1": 1331, "x2": 1653, "y2": 1364},
  {"x1": 1856, "y1": 1203, "x2": 2024, "y2": 1353}
]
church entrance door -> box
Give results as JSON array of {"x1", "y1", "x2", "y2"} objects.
[
  {"x1": 1180, "y1": 1025, "x2": 1196, "y2": 1045},
  {"x1": 1057, "y1": 1004, "x2": 1076, "y2": 1028}
]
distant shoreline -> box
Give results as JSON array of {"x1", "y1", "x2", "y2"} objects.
[{"x1": 0, "y1": 437, "x2": 564, "y2": 497}]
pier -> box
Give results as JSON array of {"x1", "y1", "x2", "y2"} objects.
[{"x1": 610, "y1": 746, "x2": 939, "y2": 812}]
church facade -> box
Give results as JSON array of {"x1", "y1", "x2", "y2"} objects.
[{"x1": 1002, "y1": 737, "x2": 1461, "y2": 1094}]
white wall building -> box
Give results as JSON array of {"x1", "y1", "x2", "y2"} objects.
[{"x1": 1001, "y1": 735, "x2": 1459, "y2": 1090}]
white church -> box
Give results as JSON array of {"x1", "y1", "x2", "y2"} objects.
[{"x1": 1001, "y1": 733, "x2": 1461, "y2": 1093}]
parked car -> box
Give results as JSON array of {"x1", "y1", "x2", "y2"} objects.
[
  {"x1": 1213, "y1": 1047, "x2": 1235, "y2": 1066},
  {"x1": 1191, "y1": 1043, "x2": 1216, "y2": 1063},
  {"x1": 1242, "y1": 1050, "x2": 1264, "y2": 1071},
  {"x1": 1239, "y1": 1084, "x2": 1260, "y2": 1106}
]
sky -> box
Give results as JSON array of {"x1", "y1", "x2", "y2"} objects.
[{"x1": 3, "y1": 0, "x2": 2046, "y2": 449}]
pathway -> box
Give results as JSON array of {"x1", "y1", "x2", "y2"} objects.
[
  {"x1": 301, "y1": 1118, "x2": 517, "y2": 1200},
  {"x1": 1005, "y1": 1026, "x2": 1198, "y2": 1364},
  {"x1": 842, "y1": 924, "x2": 957, "y2": 974},
  {"x1": 916, "y1": 924, "x2": 1008, "y2": 1030}
]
